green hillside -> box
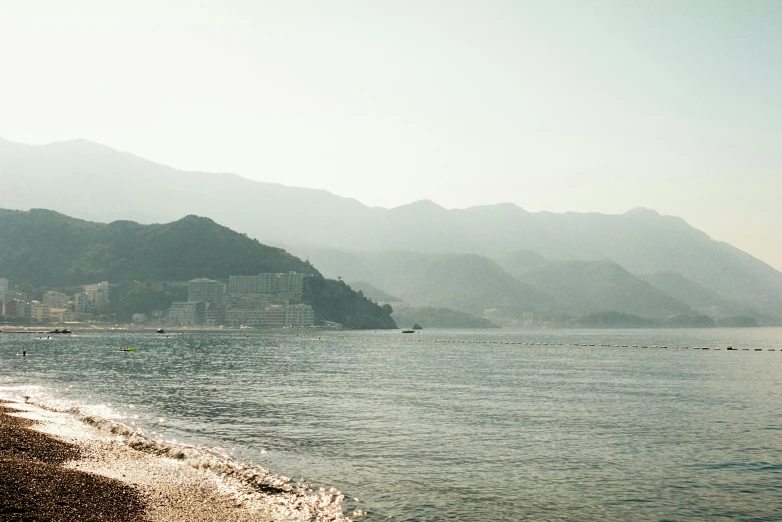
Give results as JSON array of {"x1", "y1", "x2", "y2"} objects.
[
  {"x1": 0, "y1": 209, "x2": 315, "y2": 285},
  {"x1": 0, "y1": 209, "x2": 395, "y2": 329}
]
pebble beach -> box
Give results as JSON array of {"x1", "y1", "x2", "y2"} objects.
[{"x1": 0, "y1": 399, "x2": 348, "y2": 521}]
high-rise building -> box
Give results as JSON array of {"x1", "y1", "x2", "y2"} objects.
[
  {"x1": 43, "y1": 291, "x2": 69, "y2": 309},
  {"x1": 166, "y1": 301, "x2": 208, "y2": 326},
  {"x1": 285, "y1": 304, "x2": 315, "y2": 326},
  {"x1": 0, "y1": 278, "x2": 8, "y2": 304},
  {"x1": 31, "y1": 301, "x2": 51, "y2": 322},
  {"x1": 277, "y1": 273, "x2": 306, "y2": 295},
  {"x1": 188, "y1": 278, "x2": 225, "y2": 304},
  {"x1": 84, "y1": 281, "x2": 110, "y2": 307},
  {"x1": 74, "y1": 292, "x2": 90, "y2": 318},
  {"x1": 3, "y1": 299, "x2": 31, "y2": 320},
  {"x1": 228, "y1": 273, "x2": 305, "y2": 299},
  {"x1": 2, "y1": 299, "x2": 19, "y2": 318}
]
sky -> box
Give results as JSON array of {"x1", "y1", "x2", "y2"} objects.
[{"x1": 1, "y1": 1, "x2": 781, "y2": 269}]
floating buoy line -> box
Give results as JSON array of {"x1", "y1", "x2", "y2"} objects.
[{"x1": 283, "y1": 334, "x2": 778, "y2": 352}]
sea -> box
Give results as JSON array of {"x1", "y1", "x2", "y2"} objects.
[{"x1": 2, "y1": 327, "x2": 782, "y2": 521}]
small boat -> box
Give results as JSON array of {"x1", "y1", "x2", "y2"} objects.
[
  {"x1": 155, "y1": 328, "x2": 165, "y2": 334},
  {"x1": 402, "y1": 330, "x2": 415, "y2": 334},
  {"x1": 118, "y1": 348, "x2": 137, "y2": 352}
]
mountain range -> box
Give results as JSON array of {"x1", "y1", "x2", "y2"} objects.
[{"x1": 2, "y1": 138, "x2": 781, "y2": 325}]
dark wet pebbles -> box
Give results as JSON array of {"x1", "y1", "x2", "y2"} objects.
[{"x1": 0, "y1": 402, "x2": 147, "y2": 521}]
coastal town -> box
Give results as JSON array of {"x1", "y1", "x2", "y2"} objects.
[{"x1": 0, "y1": 273, "x2": 315, "y2": 328}]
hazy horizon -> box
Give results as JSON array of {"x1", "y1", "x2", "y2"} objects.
[{"x1": 1, "y1": 1, "x2": 780, "y2": 270}]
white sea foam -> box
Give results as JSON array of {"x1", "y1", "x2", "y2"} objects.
[{"x1": 0, "y1": 387, "x2": 353, "y2": 521}]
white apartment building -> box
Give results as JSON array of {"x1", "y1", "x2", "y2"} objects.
[
  {"x1": 166, "y1": 301, "x2": 208, "y2": 326},
  {"x1": 228, "y1": 273, "x2": 305, "y2": 298},
  {"x1": 285, "y1": 304, "x2": 315, "y2": 327},
  {"x1": 261, "y1": 304, "x2": 287, "y2": 326},
  {"x1": 0, "y1": 278, "x2": 8, "y2": 303},
  {"x1": 188, "y1": 278, "x2": 225, "y2": 304},
  {"x1": 31, "y1": 301, "x2": 52, "y2": 322},
  {"x1": 226, "y1": 303, "x2": 314, "y2": 327},
  {"x1": 43, "y1": 291, "x2": 69, "y2": 309},
  {"x1": 73, "y1": 293, "x2": 90, "y2": 319},
  {"x1": 84, "y1": 281, "x2": 110, "y2": 307}
]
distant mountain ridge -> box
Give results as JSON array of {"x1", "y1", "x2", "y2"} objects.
[
  {"x1": 504, "y1": 259, "x2": 693, "y2": 320},
  {"x1": 300, "y1": 247, "x2": 778, "y2": 326},
  {"x1": 2, "y1": 138, "x2": 781, "y2": 322},
  {"x1": 306, "y1": 249, "x2": 561, "y2": 323}
]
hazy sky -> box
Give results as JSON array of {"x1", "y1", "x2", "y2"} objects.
[{"x1": 1, "y1": 1, "x2": 781, "y2": 269}]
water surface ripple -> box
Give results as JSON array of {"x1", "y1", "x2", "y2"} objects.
[{"x1": 2, "y1": 328, "x2": 781, "y2": 520}]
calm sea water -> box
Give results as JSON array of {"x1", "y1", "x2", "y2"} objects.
[{"x1": 2, "y1": 328, "x2": 782, "y2": 520}]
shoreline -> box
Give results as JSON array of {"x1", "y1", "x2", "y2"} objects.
[
  {"x1": 0, "y1": 325, "x2": 346, "y2": 334},
  {"x1": 0, "y1": 400, "x2": 146, "y2": 521},
  {"x1": 0, "y1": 398, "x2": 351, "y2": 521}
]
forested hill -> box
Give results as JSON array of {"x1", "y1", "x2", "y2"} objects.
[
  {"x1": 0, "y1": 208, "x2": 317, "y2": 285},
  {"x1": 0, "y1": 209, "x2": 395, "y2": 329}
]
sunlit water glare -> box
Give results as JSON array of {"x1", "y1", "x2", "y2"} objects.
[{"x1": 2, "y1": 328, "x2": 782, "y2": 520}]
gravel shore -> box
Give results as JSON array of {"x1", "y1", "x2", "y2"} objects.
[
  {"x1": 0, "y1": 401, "x2": 146, "y2": 521},
  {"x1": 0, "y1": 400, "x2": 271, "y2": 521},
  {"x1": 0, "y1": 399, "x2": 349, "y2": 521}
]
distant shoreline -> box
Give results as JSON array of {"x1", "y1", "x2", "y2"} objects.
[{"x1": 0, "y1": 324, "x2": 776, "y2": 334}]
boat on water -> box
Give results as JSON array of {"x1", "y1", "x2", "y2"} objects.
[
  {"x1": 402, "y1": 330, "x2": 415, "y2": 334},
  {"x1": 155, "y1": 328, "x2": 165, "y2": 334},
  {"x1": 48, "y1": 329, "x2": 72, "y2": 334}
]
